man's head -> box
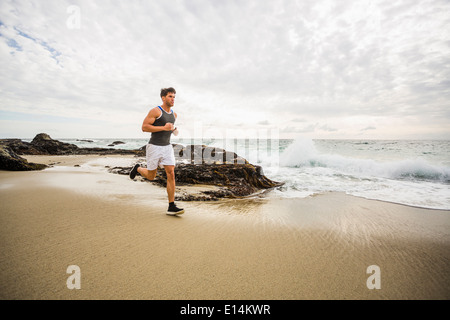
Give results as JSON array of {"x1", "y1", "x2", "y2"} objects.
[{"x1": 160, "y1": 87, "x2": 176, "y2": 108}]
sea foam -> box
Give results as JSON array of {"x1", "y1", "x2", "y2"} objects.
[{"x1": 279, "y1": 138, "x2": 450, "y2": 183}]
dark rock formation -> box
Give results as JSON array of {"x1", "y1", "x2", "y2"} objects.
[
  {"x1": 31, "y1": 133, "x2": 79, "y2": 155},
  {"x1": 108, "y1": 141, "x2": 125, "y2": 147},
  {"x1": 0, "y1": 133, "x2": 141, "y2": 171},
  {"x1": 110, "y1": 163, "x2": 283, "y2": 200},
  {"x1": 172, "y1": 144, "x2": 248, "y2": 165},
  {"x1": 0, "y1": 144, "x2": 47, "y2": 171},
  {"x1": 0, "y1": 138, "x2": 43, "y2": 155},
  {"x1": 168, "y1": 163, "x2": 281, "y2": 198},
  {"x1": 1, "y1": 133, "x2": 142, "y2": 157}
]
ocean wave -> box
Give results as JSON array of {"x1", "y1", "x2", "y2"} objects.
[{"x1": 280, "y1": 138, "x2": 450, "y2": 183}]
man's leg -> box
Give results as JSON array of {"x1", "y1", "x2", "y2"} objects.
[
  {"x1": 137, "y1": 167, "x2": 157, "y2": 181},
  {"x1": 130, "y1": 144, "x2": 159, "y2": 180},
  {"x1": 164, "y1": 165, "x2": 175, "y2": 203},
  {"x1": 164, "y1": 165, "x2": 184, "y2": 215}
]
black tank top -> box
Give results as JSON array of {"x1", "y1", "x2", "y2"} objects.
[{"x1": 149, "y1": 106, "x2": 176, "y2": 146}]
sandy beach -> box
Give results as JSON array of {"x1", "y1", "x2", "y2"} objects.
[{"x1": 0, "y1": 155, "x2": 449, "y2": 300}]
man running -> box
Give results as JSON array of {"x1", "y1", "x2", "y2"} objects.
[{"x1": 129, "y1": 87, "x2": 184, "y2": 215}]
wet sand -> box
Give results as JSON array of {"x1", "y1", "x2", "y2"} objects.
[{"x1": 0, "y1": 155, "x2": 449, "y2": 299}]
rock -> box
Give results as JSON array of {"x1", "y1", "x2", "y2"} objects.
[
  {"x1": 108, "y1": 141, "x2": 125, "y2": 147},
  {"x1": 0, "y1": 139, "x2": 42, "y2": 155},
  {"x1": 77, "y1": 139, "x2": 94, "y2": 142},
  {"x1": 79, "y1": 147, "x2": 143, "y2": 156},
  {"x1": 0, "y1": 144, "x2": 47, "y2": 171},
  {"x1": 111, "y1": 162, "x2": 283, "y2": 200},
  {"x1": 171, "y1": 144, "x2": 249, "y2": 165},
  {"x1": 1, "y1": 134, "x2": 143, "y2": 157},
  {"x1": 31, "y1": 133, "x2": 79, "y2": 155},
  {"x1": 0, "y1": 133, "x2": 142, "y2": 171}
]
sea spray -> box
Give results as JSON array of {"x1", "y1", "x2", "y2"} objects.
[
  {"x1": 279, "y1": 138, "x2": 318, "y2": 168},
  {"x1": 271, "y1": 138, "x2": 450, "y2": 209},
  {"x1": 278, "y1": 138, "x2": 450, "y2": 183}
]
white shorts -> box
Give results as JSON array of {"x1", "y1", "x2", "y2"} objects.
[{"x1": 146, "y1": 144, "x2": 175, "y2": 170}]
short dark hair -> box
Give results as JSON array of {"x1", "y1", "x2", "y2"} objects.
[{"x1": 160, "y1": 87, "x2": 176, "y2": 98}]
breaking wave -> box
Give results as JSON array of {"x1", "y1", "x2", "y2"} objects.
[{"x1": 280, "y1": 138, "x2": 450, "y2": 184}]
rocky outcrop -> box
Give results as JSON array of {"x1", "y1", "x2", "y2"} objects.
[
  {"x1": 0, "y1": 144, "x2": 47, "y2": 171},
  {"x1": 0, "y1": 138, "x2": 44, "y2": 155},
  {"x1": 167, "y1": 163, "x2": 281, "y2": 199},
  {"x1": 108, "y1": 141, "x2": 125, "y2": 147},
  {"x1": 0, "y1": 133, "x2": 141, "y2": 171},
  {"x1": 1, "y1": 133, "x2": 142, "y2": 157},
  {"x1": 109, "y1": 163, "x2": 283, "y2": 200},
  {"x1": 172, "y1": 144, "x2": 248, "y2": 165},
  {"x1": 30, "y1": 133, "x2": 79, "y2": 155}
]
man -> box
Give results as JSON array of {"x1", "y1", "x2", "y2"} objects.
[{"x1": 129, "y1": 87, "x2": 184, "y2": 216}]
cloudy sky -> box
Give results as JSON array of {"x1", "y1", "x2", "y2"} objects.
[{"x1": 0, "y1": 0, "x2": 449, "y2": 140}]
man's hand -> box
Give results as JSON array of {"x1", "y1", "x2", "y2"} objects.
[{"x1": 164, "y1": 123, "x2": 174, "y2": 131}]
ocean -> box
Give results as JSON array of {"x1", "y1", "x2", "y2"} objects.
[{"x1": 55, "y1": 137, "x2": 450, "y2": 210}]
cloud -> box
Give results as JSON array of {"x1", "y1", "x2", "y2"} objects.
[
  {"x1": 320, "y1": 124, "x2": 338, "y2": 132},
  {"x1": 291, "y1": 118, "x2": 307, "y2": 123},
  {"x1": 0, "y1": 0, "x2": 449, "y2": 139}
]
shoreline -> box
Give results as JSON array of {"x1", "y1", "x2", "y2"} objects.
[
  {"x1": 23, "y1": 154, "x2": 450, "y2": 211},
  {"x1": 0, "y1": 155, "x2": 449, "y2": 299}
]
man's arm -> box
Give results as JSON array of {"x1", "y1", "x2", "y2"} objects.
[{"x1": 142, "y1": 107, "x2": 174, "y2": 132}]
